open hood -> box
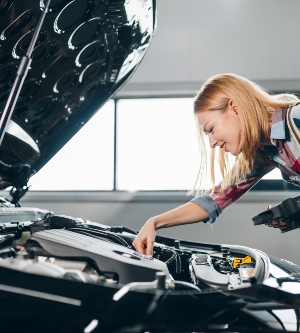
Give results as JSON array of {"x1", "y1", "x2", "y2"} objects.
[{"x1": 0, "y1": 0, "x2": 156, "y2": 201}]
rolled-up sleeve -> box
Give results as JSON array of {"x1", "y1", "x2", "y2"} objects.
[{"x1": 190, "y1": 194, "x2": 221, "y2": 224}]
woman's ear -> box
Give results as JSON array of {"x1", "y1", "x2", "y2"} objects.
[{"x1": 229, "y1": 100, "x2": 238, "y2": 114}]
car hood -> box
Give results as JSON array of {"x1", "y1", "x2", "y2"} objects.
[{"x1": 0, "y1": 0, "x2": 156, "y2": 196}]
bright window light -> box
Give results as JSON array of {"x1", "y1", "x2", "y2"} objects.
[
  {"x1": 29, "y1": 100, "x2": 115, "y2": 190},
  {"x1": 262, "y1": 167, "x2": 282, "y2": 180},
  {"x1": 116, "y1": 98, "x2": 200, "y2": 191}
]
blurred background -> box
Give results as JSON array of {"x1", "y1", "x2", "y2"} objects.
[{"x1": 8, "y1": 0, "x2": 300, "y2": 264}]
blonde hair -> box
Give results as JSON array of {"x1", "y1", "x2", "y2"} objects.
[{"x1": 192, "y1": 73, "x2": 299, "y2": 195}]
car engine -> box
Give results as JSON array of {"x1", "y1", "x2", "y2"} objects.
[{"x1": 0, "y1": 203, "x2": 296, "y2": 292}]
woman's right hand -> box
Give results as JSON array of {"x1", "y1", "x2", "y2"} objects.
[
  {"x1": 132, "y1": 218, "x2": 156, "y2": 256},
  {"x1": 132, "y1": 202, "x2": 209, "y2": 255}
]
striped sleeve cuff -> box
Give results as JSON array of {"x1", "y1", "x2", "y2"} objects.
[{"x1": 190, "y1": 194, "x2": 221, "y2": 224}]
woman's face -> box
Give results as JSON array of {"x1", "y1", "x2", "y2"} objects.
[{"x1": 196, "y1": 101, "x2": 242, "y2": 156}]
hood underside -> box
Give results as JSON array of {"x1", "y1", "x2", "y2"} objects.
[{"x1": 0, "y1": 0, "x2": 156, "y2": 196}]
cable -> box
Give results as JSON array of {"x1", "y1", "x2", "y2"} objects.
[
  {"x1": 68, "y1": 229, "x2": 119, "y2": 245},
  {"x1": 109, "y1": 226, "x2": 138, "y2": 235},
  {"x1": 68, "y1": 227, "x2": 132, "y2": 248},
  {"x1": 164, "y1": 249, "x2": 176, "y2": 265},
  {"x1": 162, "y1": 247, "x2": 182, "y2": 274}
]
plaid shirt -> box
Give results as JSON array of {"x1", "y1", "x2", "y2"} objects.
[{"x1": 191, "y1": 104, "x2": 300, "y2": 224}]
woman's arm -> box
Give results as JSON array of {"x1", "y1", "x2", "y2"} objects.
[
  {"x1": 133, "y1": 151, "x2": 276, "y2": 255},
  {"x1": 132, "y1": 202, "x2": 208, "y2": 255}
]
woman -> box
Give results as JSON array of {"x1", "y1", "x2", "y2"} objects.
[{"x1": 132, "y1": 73, "x2": 300, "y2": 255}]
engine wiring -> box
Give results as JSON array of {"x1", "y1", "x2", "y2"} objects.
[
  {"x1": 154, "y1": 246, "x2": 182, "y2": 274},
  {"x1": 68, "y1": 227, "x2": 132, "y2": 248}
]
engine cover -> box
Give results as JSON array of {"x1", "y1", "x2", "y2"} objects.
[{"x1": 25, "y1": 229, "x2": 169, "y2": 284}]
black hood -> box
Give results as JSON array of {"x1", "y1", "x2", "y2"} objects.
[{"x1": 0, "y1": 0, "x2": 156, "y2": 199}]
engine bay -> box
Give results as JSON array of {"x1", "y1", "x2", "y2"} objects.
[
  {"x1": 0, "y1": 201, "x2": 300, "y2": 333},
  {"x1": 0, "y1": 203, "x2": 297, "y2": 295}
]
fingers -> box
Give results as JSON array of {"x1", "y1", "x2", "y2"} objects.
[
  {"x1": 132, "y1": 240, "x2": 146, "y2": 254},
  {"x1": 146, "y1": 240, "x2": 154, "y2": 256},
  {"x1": 267, "y1": 206, "x2": 290, "y2": 227},
  {"x1": 132, "y1": 219, "x2": 156, "y2": 255},
  {"x1": 132, "y1": 239, "x2": 154, "y2": 255},
  {"x1": 268, "y1": 220, "x2": 280, "y2": 228},
  {"x1": 268, "y1": 219, "x2": 291, "y2": 229}
]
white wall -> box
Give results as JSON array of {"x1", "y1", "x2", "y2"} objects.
[{"x1": 118, "y1": 0, "x2": 300, "y2": 96}]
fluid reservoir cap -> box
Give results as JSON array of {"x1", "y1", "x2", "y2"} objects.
[
  {"x1": 143, "y1": 254, "x2": 154, "y2": 261},
  {"x1": 195, "y1": 254, "x2": 209, "y2": 265}
]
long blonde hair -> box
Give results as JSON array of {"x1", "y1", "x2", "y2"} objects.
[{"x1": 192, "y1": 73, "x2": 299, "y2": 195}]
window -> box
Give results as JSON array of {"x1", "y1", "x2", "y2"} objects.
[{"x1": 116, "y1": 98, "x2": 200, "y2": 190}]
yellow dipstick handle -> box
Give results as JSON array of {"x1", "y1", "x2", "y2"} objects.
[{"x1": 232, "y1": 256, "x2": 252, "y2": 269}]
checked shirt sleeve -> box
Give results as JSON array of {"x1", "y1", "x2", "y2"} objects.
[{"x1": 190, "y1": 152, "x2": 276, "y2": 224}]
